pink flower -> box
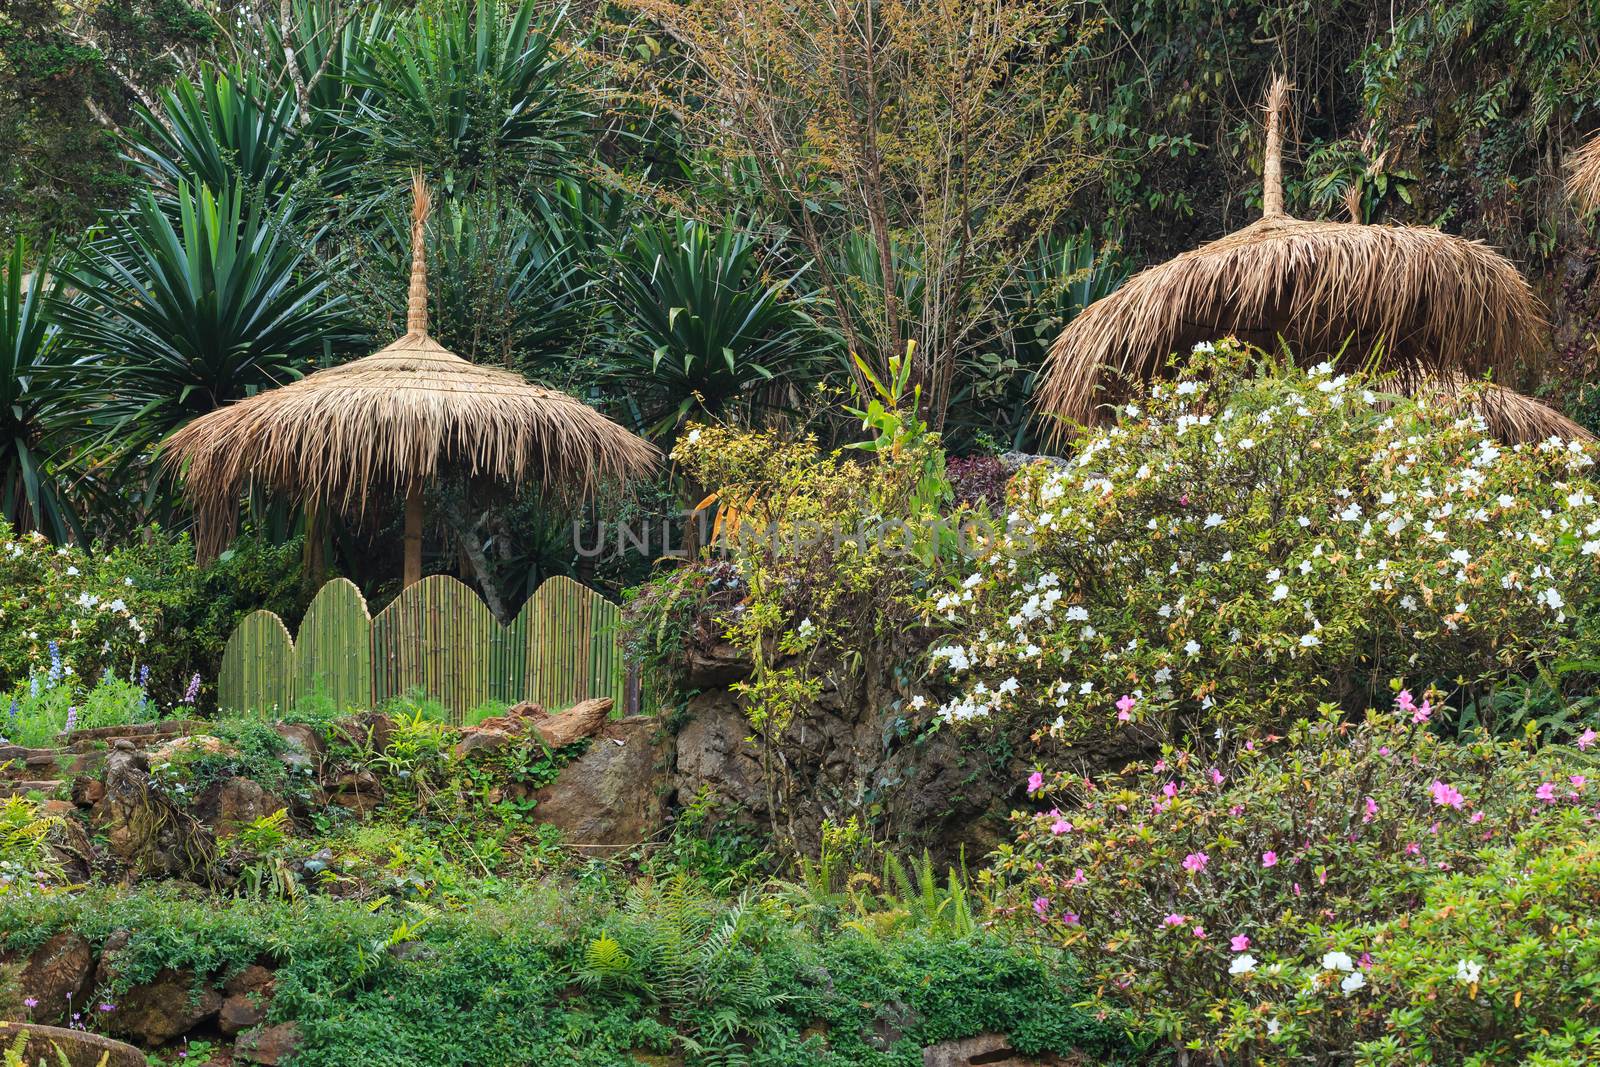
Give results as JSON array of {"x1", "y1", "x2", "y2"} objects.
[
  {"x1": 1261, "y1": 850, "x2": 1278, "y2": 868},
  {"x1": 1116, "y1": 694, "x2": 1137, "y2": 722},
  {"x1": 1153, "y1": 759, "x2": 1167, "y2": 771},
  {"x1": 1536, "y1": 782, "x2": 1557, "y2": 803},
  {"x1": 1210, "y1": 768, "x2": 1225, "y2": 785},
  {"x1": 1062, "y1": 912, "x2": 1080, "y2": 925},
  {"x1": 1229, "y1": 805, "x2": 1244, "y2": 816},
  {"x1": 1363, "y1": 797, "x2": 1379, "y2": 822},
  {"x1": 1429, "y1": 780, "x2": 1465, "y2": 809},
  {"x1": 1163, "y1": 913, "x2": 1186, "y2": 927},
  {"x1": 1292, "y1": 882, "x2": 1302, "y2": 896},
  {"x1": 1182, "y1": 851, "x2": 1209, "y2": 873},
  {"x1": 22, "y1": 997, "x2": 37, "y2": 1009},
  {"x1": 1069, "y1": 867, "x2": 1088, "y2": 886},
  {"x1": 1405, "y1": 842, "x2": 1420, "y2": 855},
  {"x1": 1230, "y1": 935, "x2": 1251, "y2": 952},
  {"x1": 1162, "y1": 781, "x2": 1178, "y2": 798},
  {"x1": 1051, "y1": 818, "x2": 1072, "y2": 835},
  {"x1": 1179, "y1": 493, "x2": 1190, "y2": 506},
  {"x1": 1412, "y1": 699, "x2": 1432, "y2": 724},
  {"x1": 1192, "y1": 926, "x2": 1207, "y2": 939},
  {"x1": 1578, "y1": 729, "x2": 1597, "y2": 751},
  {"x1": 1027, "y1": 771, "x2": 1044, "y2": 795},
  {"x1": 1033, "y1": 896, "x2": 1051, "y2": 918},
  {"x1": 1571, "y1": 775, "x2": 1587, "y2": 789},
  {"x1": 1469, "y1": 811, "x2": 1485, "y2": 824}
]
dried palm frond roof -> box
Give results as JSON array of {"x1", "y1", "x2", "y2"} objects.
[
  {"x1": 1037, "y1": 76, "x2": 1548, "y2": 433},
  {"x1": 164, "y1": 176, "x2": 657, "y2": 560},
  {"x1": 1417, "y1": 373, "x2": 1595, "y2": 446},
  {"x1": 1568, "y1": 134, "x2": 1600, "y2": 215}
]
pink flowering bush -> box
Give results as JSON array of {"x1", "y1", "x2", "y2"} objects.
[
  {"x1": 992, "y1": 700, "x2": 1598, "y2": 1061},
  {"x1": 928, "y1": 342, "x2": 1600, "y2": 741}
]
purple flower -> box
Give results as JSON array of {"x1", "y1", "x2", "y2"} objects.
[
  {"x1": 23, "y1": 997, "x2": 37, "y2": 1009},
  {"x1": 183, "y1": 673, "x2": 201, "y2": 704},
  {"x1": 1182, "y1": 851, "x2": 1209, "y2": 873}
]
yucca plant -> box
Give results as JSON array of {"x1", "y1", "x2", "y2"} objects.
[
  {"x1": 948, "y1": 229, "x2": 1128, "y2": 451},
  {"x1": 61, "y1": 183, "x2": 357, "y2": 469},
  {"x1": 129, "y1": 65, "x2": 303, "y2": 198},
  {"x1": 0, "y1": 237, "x2": 82, "y2": 542},
  {"x1": 605, "y1": 217, "x2": 823, "y2": 439},
  {"x1": 348, "y1": 187, "x2": 591, "y2": 371},
  {"x1": 344, "y1": 0, "x2": 591, "y2": 190}
]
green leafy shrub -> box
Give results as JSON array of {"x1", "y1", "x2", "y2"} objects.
[
  {"x1": 930, "y1": 342, "x2": 1600, "y2": 742},
  {"x1": 995, "y1": 699, "x2": 1598, "y2": 1061},
  {"x1": 2, "y1": 670, "x2": 165, "y2": 749}
]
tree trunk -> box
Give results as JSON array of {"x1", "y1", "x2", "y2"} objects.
[{"x1": 403, "y1": 482, "x2": 425, "y2": 588}]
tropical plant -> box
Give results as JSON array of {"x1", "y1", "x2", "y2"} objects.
[
  {"x1": 606, "y1": 217, "x2": 822, "y2": 439},
  {"x1": 347, "y1": 187, "x2": 591, "y2": 371},
  {"x1": 128, "y1": 65, "x2": 303, "y2": 199},
  {"x1": 344, "y1": 0, "x2": 591, "y2": 193},
  {"x1": 61, "y1": 182, "x2": 356, "y2": 473},
  {"x1": 0, "y1": 237, "x2": 80, "y2": 542}
]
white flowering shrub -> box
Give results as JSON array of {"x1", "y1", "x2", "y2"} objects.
[{"x1": 930, "y1": 342, "x2": 1600, "y2": 741}]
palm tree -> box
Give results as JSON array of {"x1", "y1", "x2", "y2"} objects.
[{"x1": 0, "y1": 237, "x2": 81, "y2": 542}]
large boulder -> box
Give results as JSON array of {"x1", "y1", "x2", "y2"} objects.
[
  {"x1": 218, "y1": 964, "x2": 275, "y2": 1036},
  {"x1": 455, "y1": 697, "x2": 614, "y2": 759},
  {"x1": 531, "y1": 716, "x2": 667, "y2": 851},
  {"x1": 235, "y1": 1022, "x2": 300, "y2": 1065},
  {"x1": 91, "y1": 742, "x2": 219, "y2": 884},
  {"x1": 0, "y1": 1022, "x2": 144, "y2": 1067},
  {"x1": 6, "y1": 931, "x2": 93, "y2": 1023},
  {"x1": 195, "y1": 777, "x2": 285, "y2": 839},
  {"x1": 96, "y1": 963, "x2": 221, "y2": 1046},
  {"x1": 273, "y1": 723, "x2": 325, "y2": 774}
]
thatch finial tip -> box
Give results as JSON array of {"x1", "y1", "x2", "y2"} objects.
[
  {"x1": 406, "y1": 172, "x2": 432, "y2": 336},
  {"x1": 1262, "y1": 74, "x2": 1291, "y2": 217}
]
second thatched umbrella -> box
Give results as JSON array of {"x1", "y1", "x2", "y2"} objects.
[
  {"x1": 1038, "y1": 77, "x2": 1555, "y2": 438},
  {"x1": 1569, "y1": 134, "x2": 1600, "y2": 215},
  {"x1": 165, "y1": 177, "x2": 658, "y2": 587}
]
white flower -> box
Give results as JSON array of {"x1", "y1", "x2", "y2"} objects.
[
  {"x1": 1266, "y1": 1018, "x2": 1281, "y2": 1036},
  {"x1": 1229, "y1": 954, "x2": 1258, "y2": 975},
  {"x1": 1455, "y1": 959, "x2": 1484, "y2": 984},
  {"x1": 1321, "y1": 951, "x2": 1354, "y2": 972},
  {"x1": 1184, "y1": 639, "x2": 1201, "y2": 656},
  {"x1": 1449, "y1": 549, "x2": 1470, "y2": 566},
  {"x1": 909, "y1": 695, "x2": 926, "y2": 709},
  {"x1": 1340, "y1": 971, "x2": 1367, "y2": 994},
  {"x1": 1539, "y1": 588, "x2": 1565, "y2": 612},
  {"x1": 685, "y1": 428, "x2": 702, "y2": 445},
  {"x1": 1299, "y1": 633, "x2": 1321, "y2": 647},
  {"x1": 1204, "y1": 513, "x2": 1223, "y2": 528},
  {"x1": 1271, "y1": 584, "x2": 1289, "y2": 601}
]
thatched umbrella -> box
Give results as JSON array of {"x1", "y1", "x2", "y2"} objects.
[
  {"x1": 1569, "y1": 134, "x2": 1600, "y2": 215},
  {"x1": 1038, "y1": 77, "x2": 1552, "y2": 437},
  {"x1": 165, "y1": 177, "x2": 657, "y2": 587}
]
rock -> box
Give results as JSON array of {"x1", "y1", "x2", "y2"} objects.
[
  {"x1": 71, "y1": 776, "x2": 104, "y2": 808},
  {"x1": 454, "y1": 697, "x2": 614, "y2": 759},
  {"x1": 0, "y1": 1021, "x2": 145, "y2": 1067},
  {"x1": 325, "y1": 768, "x2": 383, "y2": 813},
  {"x1": 531, "y1": 716, "x2": 666, "y2": 851},
  {"x1": 44, "y1": 813, "x2": 94, "y2": 883},
  {"x1": 10, "y1": 931, "x2": 93, "y2": 1022},
  {"x1": 234, "y1": 1022, "x2": 300, "y2": 1065},
  {"x1": 922, "y1": 1034, "x2": 1077, "y2": 1066},
  {"x1": 273, "y1": 723, "x2": 325, "y2": 774},
  {"x1": 196, "y1": 777, "x2": 286, "y2": 839},
  {"x1": 671, "y1": 694, "x2": 764, "y2": 817},
  {"x1": 685, "y1": 641, "x2": 752, "y2": 688},
  {"x1": 869, "y1": 1000, "x2": 923, "y2": 1052},
  {"x1": 99, "y1": 966, "x2": 221, "y2": 1046},
  {"x1": 333, "y1": 713, "x2": 394, "y2": 754},
  {"x1": 92, "y1": 743, "x2": 219, "y2": 884},
  {"x1": 218, "y1": 964, "x2": 275, "y2": 1035},
  {"x1": 147, "y1": 735, "x2": 238, "y2": 771}
]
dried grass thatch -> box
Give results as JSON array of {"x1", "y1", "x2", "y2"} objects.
[
  {"x1": 1417, "y1": 374, "x2": 1595, "y2": 447},
  {"x1": 165, "y1": 176, "x2": 657, "y2": 562},
  {"x1": 1038, "y1": 76, "x2": 1548, "y2": 433},
  {"x1": 1568, "y1": 134, "x2": 1600, "y2": 215}
]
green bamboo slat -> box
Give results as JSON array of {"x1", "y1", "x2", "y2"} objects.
[
  {"x1": 372, "y1": 575, "x2": 492, "y2": 722},
  {"x1": 219, "y1": 610, "x2": 295, "y2": 718},
  {"x1": 295, "y1": 578, "x2": 373, "y2": 713},
  {"x1": 587, "y1": 595, "x2": 626, "y2": 713},
  {"x1": 489, "y1": 606, "x2": 529, "y2": 705},
  {"x1": 526, "y1": 575, "x2": 593, "y2": 711}
]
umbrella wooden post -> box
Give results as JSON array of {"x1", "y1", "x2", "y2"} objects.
[{"x1": 403, "y1": 482, "x2": 424, "y2": 588}]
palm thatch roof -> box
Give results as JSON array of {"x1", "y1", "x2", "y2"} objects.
[
  {"x1": 1568, "y1": 134, "x2": 1600, "y2": 215},
  {"x1": 164, "y1": 176, "x2": 657, "y2": 561},
  {"x1": 1417, "y1": 374, "x2": 1595, "y2": 446},
  {"x1": 1037, "y1": 77, "x2": 1548, "y2": 434}
]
